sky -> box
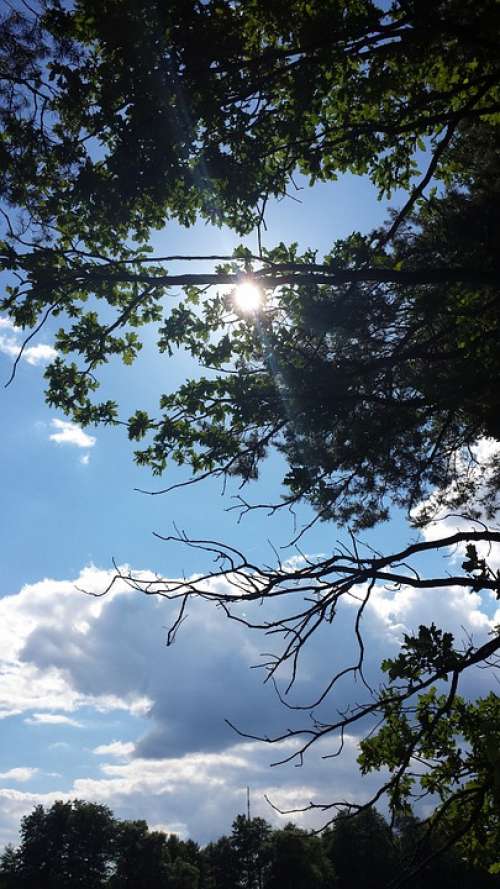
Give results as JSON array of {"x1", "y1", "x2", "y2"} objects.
[{"x1": 0, "y1": 170, "x2": 499, "y2": 849}]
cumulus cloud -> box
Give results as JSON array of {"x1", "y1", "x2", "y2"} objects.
[
  {"x1": 0, "y1": 768, "x2": 38, "y2": 783},
  {"x1": 0, "y1": 560, "x2": 497, "y2": 847},
  {"x1": 0, "y1": 566, "x2": 154, "y2": 720},
  {"x1": 0, "y1": 316, "x2": 57, "y2": 367},
  {"x1": 6, "y1": 563, "x2": 499, "y2": 746},
  {"x1": 19, "y1": 574, "x2": 287, "y2": 758},
  {"x1": 48, "y1": 419, "x2": 96, "y2": 449},
  {"x1": 0, "y1": 735, "x2": 379, "y2": 846}
]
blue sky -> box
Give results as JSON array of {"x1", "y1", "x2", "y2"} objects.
[{"x1": 0, "y1": 171, "x2": 498, "y2": 848}]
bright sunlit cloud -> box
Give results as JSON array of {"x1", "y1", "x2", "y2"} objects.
[
  {"x1": 234, "y1": 281, "x2": 262, "y2": 313},
  {"x1": 49, "y1": 419, "x2": 96, "y2": 449},
  {"x1": 0, "y1": 768, "x2": 38, "y2": 783},
  {"x1": 93, "y1": 741, "x2": 135, "y2": 759},
  {"x1": 25, "y1": 713, "x2": 84, "y2": 728},
  {"x1": 0, "y1": 325, "x2": 57, "y2": 367}
]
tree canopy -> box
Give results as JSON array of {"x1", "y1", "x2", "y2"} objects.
[
  {"x1": 2, "y1": 0, "x2": 499, "y2": 525},
  {"x1": 3, "y1": 0, "x2": 499, "y2": 238},
  {"x1": 123, "y1": 129, "x2": 500, "y2": 529},
  {"x1": 1, "y1": 802, "x2": 498, "y2": 889}
]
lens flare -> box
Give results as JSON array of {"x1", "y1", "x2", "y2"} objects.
[{"x1": 234, "y1": 281, "x2": 262, "y2": 313}]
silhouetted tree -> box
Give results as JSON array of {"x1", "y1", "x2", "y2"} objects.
[
  {"x1": 109, "y1": 819, "x2": 170, "y2": 889},
  {"x1": 324, "y1": 809, "x2": 397, "y2": 889},
  {"x1": 230, "y1": 817, "x2": 272, "y2": 889},
  {"x1": 201, "y1": 836, "x2": 240, "y2": 889},
  {"x1": 2, "y1": 800, "x2": 499, "y2": 889},
  {"x1": 13, "y1": 800, "x2": 115, "y2": 889},
  {"x1": 266, "y1": 823, "x2": 333, "y2": 889},
  {"x1": 169, "y1": 858, "x2": 201, "y2": 889},
  {"x1": 0, "y1": 844, "x2": 20, "y2": 889}
]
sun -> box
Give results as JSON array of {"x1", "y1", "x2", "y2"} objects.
[{"x1": 234, "y1": 280, "x2": 262, "y2": 313}]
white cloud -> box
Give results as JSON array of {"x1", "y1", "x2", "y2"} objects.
[
  {"x1": 2, "y1": 563, "x2": 497, "y2": 743},
  {"x1": 0, "y1": 565, "x2": 153, "y2": 721},
  {"x1": 0, "y1": 734, "x2": 382, "y2": 847},
  {"x1": 49, "y1": 419, "x2": 96, "y2": 449},
  {"x1": 23, "y1": 343, "x2": 58, "y2": 365},
  {"x1": 415, "y1": 438, "x2": 500, "y2": 585},
  {"x1": 80, "y1": 453, "x2": 91, "y2": 465},
  {"x1": 0, "y1": 336, "x2": 20, "y2": 360},
  {"x1": 93, "y1": 741, "x2": 135, "y2": 759},
  {"x1": 0, "y1": 316, "x2": 57, "y2": 367},
  {"x1": 0, "y1": 318, "x2": 18, "y2": 332},
  {"x1": 25, "y1": 713, "x2": 84, "y2": 728},
  {"x1": 150, "y1": 822, "x2": 188, "y2": 839},
  {"x1": 0, "y1": 768, "x2": 38, "y2": 783}
]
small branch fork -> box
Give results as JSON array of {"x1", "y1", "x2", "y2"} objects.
[{"x1": 84, "y1": 523, "x2": 500, "y2": 729}]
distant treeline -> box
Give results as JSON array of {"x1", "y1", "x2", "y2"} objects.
[{"x1": 0, "y1": 800, "x2": 498, "y2": 889}]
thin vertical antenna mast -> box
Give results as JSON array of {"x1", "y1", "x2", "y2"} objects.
[{"x1": 247, "y1": 786, "x2": 251, "y2": 821}]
